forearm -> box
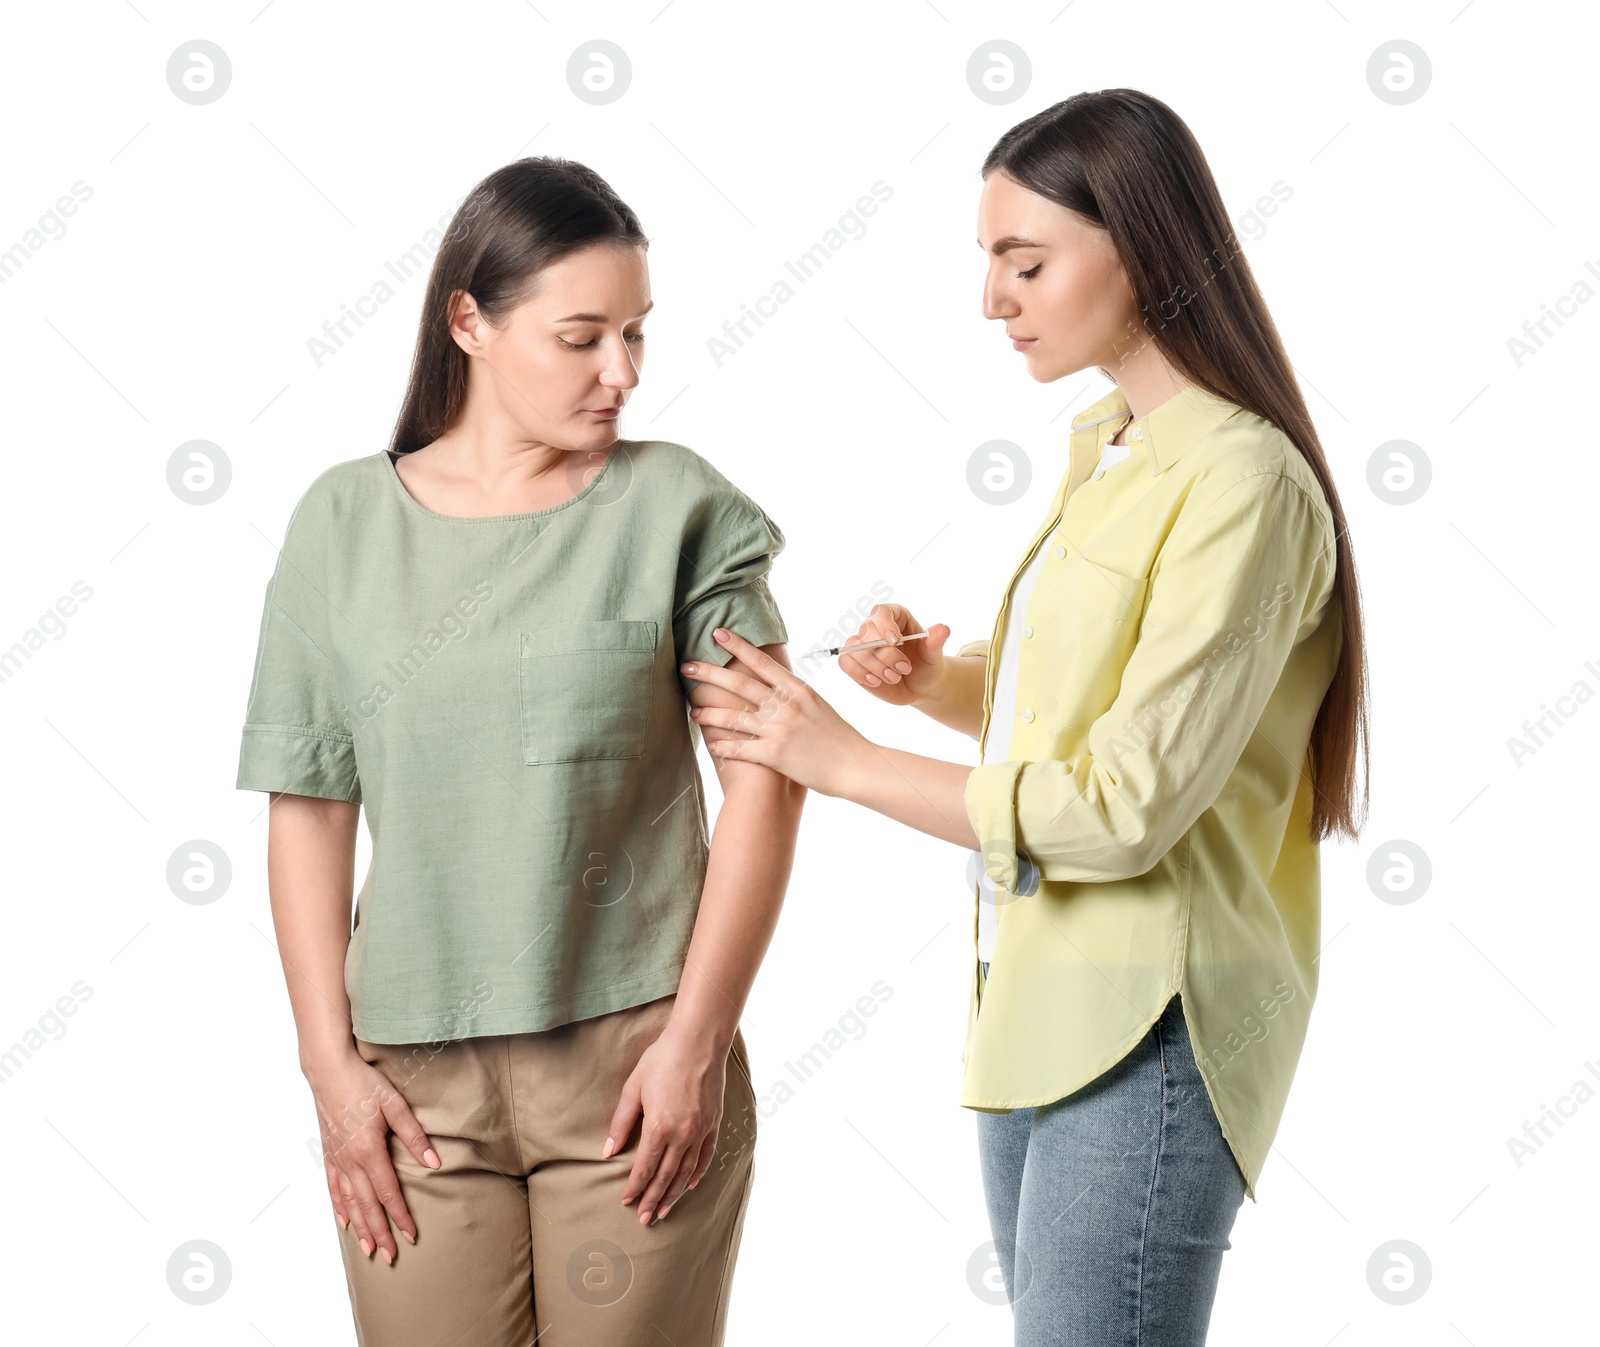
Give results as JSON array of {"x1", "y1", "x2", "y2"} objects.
[
  {"x1": 915, "y1": 654, "x2": 988, "y2": 739},
  {"x1": 266, "y1": 794, "x2": 361, "y2": 1079},
  {"x1": 832, "y1": 742, "x2": 980, "y2": 850},
  {"x1": 666, "y1": 761, "x2": 806, "y2": 1054}
]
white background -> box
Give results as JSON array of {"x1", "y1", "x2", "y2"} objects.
[{"x1": 1, "y1": 1, "x2": 1595, "y2": 1342}]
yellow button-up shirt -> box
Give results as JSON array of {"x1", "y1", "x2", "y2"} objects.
[{"x1": 959, "y1": 381, "x2": 1342, "y2": 1202}]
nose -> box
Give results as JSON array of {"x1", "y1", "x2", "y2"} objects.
[
  {"x1": 982, "y1": 265, "x2": 1018, "y2": 323},
  {"x1": 599, "y1": 334, "x2": 642, "y2": 392}
]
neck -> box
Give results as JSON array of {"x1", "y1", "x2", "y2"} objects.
[
  {"x1": 429, "y1": 412, "x2": 573, "y2": 488},
  {"x1": 1103, "y1": 331, "x2": 1188, "y2": 423}
]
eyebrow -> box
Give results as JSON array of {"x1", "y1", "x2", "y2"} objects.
[
  {"x1": 554, "y1": 300, "x2": 656, "y2": 323},
  {"x1": 981, "y1": 236, "x2": 1048, "y2": 255}
]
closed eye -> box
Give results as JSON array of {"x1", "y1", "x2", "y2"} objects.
[
  {"x1": 559, "y1": 332, "x2": 647, "y2": 350},
  {"x1": 1017, "y1": 263, "x2": 1042, "y2": 280}
]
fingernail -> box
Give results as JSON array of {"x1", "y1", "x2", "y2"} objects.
[
  {"x1": 690, "y1": 707, "x2": 701, "y2": 718},
  {"x1": 360, "y1": 1238, "x2": 372, "y2": 1256},
  {"x1": 865, "y1": 675, "x2": 880, "y2": 686},
  {"x1": 602, "y1": 1137, "x2": 616, "y2": 1158},
  {"x1": 895, "y1": 662, "x2": 912, "y2": 675},
  {"x1": 380, "y1": 1247, "x2": 393, "y2": 1265},
  {"x1": 714, "y1": 628, "x2": 730, "y2": 641},
  {"x1": 401, "y1": 1230, "x2": 415, "y2": 1245},
  {"x1": 659, "y1": 1205, "x2": 672, "y2": 1219},
  {"x1": 423, "y1": 1148, "x2": 440, "y2": 1168},
  {"x1": 682, "y1": 662, "x2": 697, "y2": 673}
]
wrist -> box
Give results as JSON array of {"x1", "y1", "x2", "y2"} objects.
[
  {"x1": 300, "y1": 1038, "x2": 359, "y2": 1084},
  {"x1": 659, "y1": 1008, "x2": 735, "y2": 1060},
  {"x1": 907, "y1": 662, "x2": 951, "y2": 714},
  {"x1": 820, "y1": 729, "x2": 876, "y2": 800}
]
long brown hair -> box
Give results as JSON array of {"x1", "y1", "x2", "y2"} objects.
[
  {"x1": 389, "y1": 156, "x2": 648, "y2": 457},
  {"x1": 983, "y1": 89, "x2": 1368, "y2": 843}
]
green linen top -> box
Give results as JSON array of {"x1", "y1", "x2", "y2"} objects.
[{"x1": 235, "y1": 440, "x2": 788, "y2": 1045}]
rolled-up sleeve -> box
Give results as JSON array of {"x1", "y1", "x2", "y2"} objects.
[
  {"x1": 966, "y1": 469, "x2": 1336, "y2": 888},
  {"x1": 672, "y1": 488, "x2": 788, "y2": 672},
  {"x1": 235, "y1": 489, "x2": 361, "y2": 803}
]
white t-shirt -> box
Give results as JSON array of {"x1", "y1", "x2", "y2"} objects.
[{"x1": 977, "y1": 429, "x2": 1134, "y2": 962}]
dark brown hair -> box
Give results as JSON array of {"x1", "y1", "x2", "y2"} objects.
[
  {"x1": 389, "y1": 156, "x2": 648, "y2": 457},
  {"x1": 984, "y1": 89, "x2": 1368, "y2": 843}
]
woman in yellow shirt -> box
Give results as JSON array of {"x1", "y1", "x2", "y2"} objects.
[{"x1": 683, "y1": 89, "x2": 1369, "y2": 1342}]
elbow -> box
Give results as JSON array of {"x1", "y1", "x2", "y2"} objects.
[{"x1": 1032, "y1": 816, "x2": 1173, "y2": 885}]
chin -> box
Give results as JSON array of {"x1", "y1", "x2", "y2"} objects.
[
  {"x1": 577, "y1": 418, "x2": 622, "y2": 449},
  {"x1": 1026, "y1": 349, "x2": 1090, "y2": 384}
]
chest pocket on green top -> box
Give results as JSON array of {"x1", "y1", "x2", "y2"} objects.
[{"x1": 520, "y1": 619, "x2": 659, "y2": 764}]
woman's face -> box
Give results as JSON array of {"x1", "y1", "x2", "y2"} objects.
[
  {"x1": 977, "y1": 170, "x2": 1138, "y2": 383},
  {"x1": 451, "y1": 242, "x2": 651, "y2": 453}
]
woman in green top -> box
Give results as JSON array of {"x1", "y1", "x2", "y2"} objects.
[{"x1": 236, "y1": 157, "x2": 805, "y2": 1344}]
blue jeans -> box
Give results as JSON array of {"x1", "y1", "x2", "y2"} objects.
[{"x1": 975, "y1": 966, "x2": 1246, "y2": 1345}]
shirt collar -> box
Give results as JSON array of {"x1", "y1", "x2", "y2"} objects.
[{"x1": 1070, "y1": 382, "x2": 1243, "y2": 475}]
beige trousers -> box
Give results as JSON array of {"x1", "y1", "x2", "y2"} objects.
[{"x1": 337, "y1": 992, "x2": 757, "y2": 1346}]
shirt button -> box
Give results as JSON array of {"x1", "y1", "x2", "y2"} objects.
[
  {"x1": 1053, "y1": 545, "x2": 1066, "y2": 559},
  {"x1": 1132, "y1": 425, "x2": 1144, "y2": 441},
  {"x1": 1020, "y1": 708, "x2": 1035, "y2": 723},
  {"x1": 1021, "y1": 624, "x2": 1033, "y2": 638}
]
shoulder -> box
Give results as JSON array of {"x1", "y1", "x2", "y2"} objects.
[
  {"x1": 1180, "y1": 409, "x2": 1334, "y2": 537},
  {"x1": 275, "y1": 453, "x2": 389, "y2": 558},
  {"x1": 615, "y1": 439, "x2": 782, "y2": 533},
  {"x1": 617, "y1": 438, "x2": 758, "y2": 498},
  {"x1": 296, "y1": 452, "x2": 390, "y2": 521}
]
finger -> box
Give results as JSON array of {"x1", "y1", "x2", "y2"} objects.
[
  {"x1": 687, "y1": 1131, "x2": 718, "y2": 1191},
  {"x1": 655, "y1": 1140, "x2": 704, "y2": 1220},
  {"x1": 863, "y1": 605, "x2": 933, "y2": 667},
  {"x1": 844, "y1": 619, "x2": 916, "y2": 683},
  {"x1": 865, "y1": 604, "x2": 922, "y2": 639},
  {"x1": 690, "y1": 705, "x2": 761, "y2": 737},
  {"x1": 637, "y1": 1135, "x2": 691, "y2": 1223},
  {"x1": 680, "y1": 658, "x2": 770, "y2": 704},
  {"x1": 708, "y1": 736, "x2": 763, "y2": 765},
  {"x1": 710, "y1": 629, "x2": 801, "y2": 691},
  {"x1": 376, "y1": 1101, "x2": 432, "y2": 1246},
  {"x1": 336, "y1": 1167, "x2": 375, "y2": 1255},
  {"x1": 358, "y1": 1149, "x2": 410, "y2": 1263},
  {"x1": 697, "y1": 723, "x2": 755, "y2": 743},
  {"x1": 686, "y1": 680, "x2": 759, "y2": 712},
  {"x1": 842, "y1": 635, "x2": 902, "y2": 683},
  {"x1": 837, "y1": 651, "x2": 881, "y2": 688},
  {"x1": 685, "y1": 680, "x2": 758, "y2": 740},
  {"x1": 340, "y1": 1161, "x2": 389, "y2": 1261},
  {"x1": 325, "y1": 1156, "x2": 350, "y2": 1230},
  {"x1": 605, "y1": 1076, "x2": 643, "y2": 1166},
  {"x1": 877, "y1": 621, "x2": 950, "y2": 680},
  {"x1": 381, "y1": 1090, "x2": 442, "y2": 1174},
  {"x1": 865, "y1": 644, "x2": 912, "y2": 683},
  {"x1": 624, "y1": 1122, "x2": 670, "y2": 1211}
]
